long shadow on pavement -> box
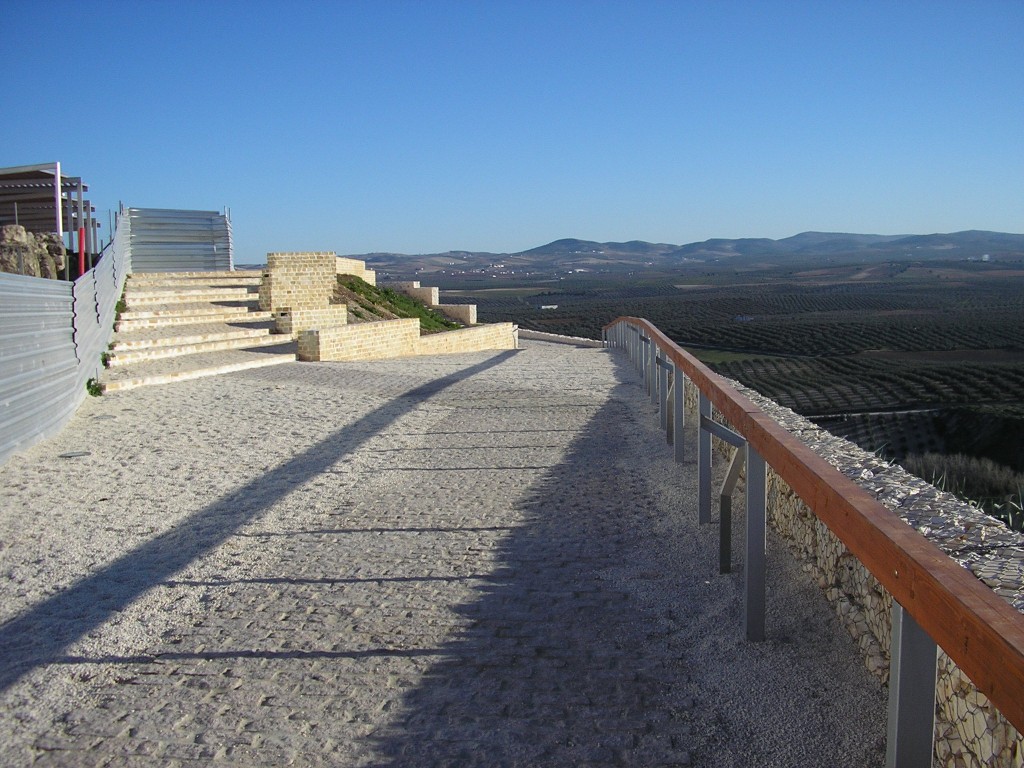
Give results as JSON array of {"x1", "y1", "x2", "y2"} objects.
[
  {"x1": 0, "y1": 351, "x2": 520, "y2": 694},
  {"x1": 365, "y1": 348, "x2": 887, "y2": 767},
  {"x1": 366, "y1": 360, "x2": 701, "y2": 766}
]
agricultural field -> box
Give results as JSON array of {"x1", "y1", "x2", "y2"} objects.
[{"x1": 449, "y1": 261, "x2": 1024, "y2": 492}]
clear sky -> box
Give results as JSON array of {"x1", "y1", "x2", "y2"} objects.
[{"x1": 2, "y1": 1, "x2": 1021, "y2": 261}]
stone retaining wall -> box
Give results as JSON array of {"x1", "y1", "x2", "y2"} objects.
[
  {"x1": 433, "y1": 303, "x2": 477, "y2": 325},
  {"x1": 259, "y1": 252, "x2": 337, "y2": 311},
  {"x1": 681, "y1": 372, "x2": 1024, "y2": 767},
  {"x1": 335, "y1": 256, "x2": 376, "y2": 286},
  {"x1": 298, "y1": 318, "x2": 420, "y2": 362},
  {"x1": 298, "y1": 320, "x2": 517, "y2": 362},
  {"x1": 415, "y1": 323, "x2": 516, "y2": 355},
  {"x1": 273, "y1": 305, "x2": 348, "y2": 338}
]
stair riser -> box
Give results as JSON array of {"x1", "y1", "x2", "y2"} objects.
[
  {"x1": 127, "y1": 278, "x2": 263, "y2": 289},
  {"x1": 119, "y1": 304, "x2": 258, "y2": 321},
  {"x1": 111, "y1": 329, "x2": 270, "y2": 351},
  {"x1": 116, "y1": 311, "x2": 273, "y2": 331},
  {"x1": 127, "y1": 270, "x2": 263, "y2": 281},
  {"x1": 107, "y1": 335, "x2": 286, "y2": 366},
  {"x1": 125, "y1": 286, "x2": 258, "y2": 299},
  {"x1": 126, "y1": 290, "x2": 258, "y2": 305},
  {"x1": 101, "y1": 355, "x2": 295, "y2": 393}
]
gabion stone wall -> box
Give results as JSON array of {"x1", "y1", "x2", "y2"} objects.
[{"x1": 679, "y1": 372, "x2": 1024, "y2": 767}]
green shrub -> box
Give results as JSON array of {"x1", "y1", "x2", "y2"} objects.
[{"x1": 337, "y1": 276, "x2": 460, "y2": 333}]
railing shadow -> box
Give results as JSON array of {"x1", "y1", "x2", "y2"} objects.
[
  {"x1": 363, "y1": 348, "x2": 887, "y2": 766},
  {"x1": 0, "y1": 350, "x2": 520, "y2": 694}
]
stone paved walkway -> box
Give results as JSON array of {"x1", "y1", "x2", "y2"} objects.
[{"x1": 0, "y1": 340, "x2": 886, "y2": 766}]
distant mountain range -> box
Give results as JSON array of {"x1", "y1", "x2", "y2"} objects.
[{"x1": 355, "y1": 230, "x2": 1024, "y2": 275}]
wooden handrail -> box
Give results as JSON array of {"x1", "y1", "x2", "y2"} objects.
[{"x1": 606, "y1": 317, "x2": 1024, "y2": 733}]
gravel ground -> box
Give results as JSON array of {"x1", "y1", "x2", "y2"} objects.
[{"x1": 0, "y1": 340, "x2": 886, "y2": 766}]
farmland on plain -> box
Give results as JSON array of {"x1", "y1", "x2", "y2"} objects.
[{"x1": 449, "y1": 261, "x2": 1024, "y2": 497}]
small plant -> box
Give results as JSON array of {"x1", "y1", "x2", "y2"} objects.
[
  {"x1": 114, "y1": 289, "x2": 127, "y2": 320},
  {"x1": 86, "y1": 378, "x2": 103, "y2": 397},
  {"x1": 101, "y1": 351, "x2": 111, "y2": 368}
]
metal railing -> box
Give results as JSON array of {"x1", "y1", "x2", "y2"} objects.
[{"x1": 603, "y1": 316, "x2": 1024, "y2": 768}]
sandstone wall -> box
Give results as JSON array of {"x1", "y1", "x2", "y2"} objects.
[
  {"x1": 298, "y1": 320, "x2": 517, "y2": 362},
  {"x1": 415, "y1": 323, "x2": 516, "y2": 355},
  {"x1": 298, "y1": 318, "x2": 419, "y2": 362},
  {"x1": 433, "y1": 303, "x2": 477, "y2": 325},
  {"x1": 273, "y1": 305, "x2": 348, "y2": 338},
  {"x1": 259, "y1": 252, "x2": 337, "y2": 311},
  {"x1": 335, "y1": 256, "x2": 376, "y2": 286}
]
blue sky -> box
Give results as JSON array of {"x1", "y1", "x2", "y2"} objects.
[{"x1": 3, "y1": 1, "x2": 1021, "y2": 261}]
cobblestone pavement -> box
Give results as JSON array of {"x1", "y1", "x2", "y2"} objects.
[{"x1": 0, "y1": 341, "x2": 886, "y2": 766}]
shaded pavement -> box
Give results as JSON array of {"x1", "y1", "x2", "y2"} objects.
[{"x1": 0, "y1": 340, "x2": 886, "y2": 766}]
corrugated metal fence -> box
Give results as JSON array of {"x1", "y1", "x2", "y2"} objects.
[
  {"x1": 128, "y1": 207, "x2": 232, "y2": 272},
  {"x1": 0, "y1": 212, "x2": 131, "y2": 466}
]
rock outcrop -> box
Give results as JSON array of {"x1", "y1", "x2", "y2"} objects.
[{"x1": 0, "y1": 225, "x2": 66, "y2": 278}]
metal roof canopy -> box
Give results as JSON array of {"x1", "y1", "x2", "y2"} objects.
[{"x1": 0, "y1": 162, "x2": 101, "y2": 261}]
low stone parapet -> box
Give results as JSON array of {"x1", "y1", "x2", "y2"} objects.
[
  {"x1": 385, "y1": 281, "x2": 478, "y2": 326},
  {"x1": 335, "y1": 256, "x2": 376, "y2": 286},
  {"x1": 415, "y1": 323, "x2": 516, "y2": 355},
  {"x1": 298, "y1": 318, "x2": 419, "y2": 362},
  {"x1": 273, "y1": 305, "x2": 348, "y2": 338},
  {"x1": 298, "y1": 320, "x2": 518, "y2": 362},
  {"x1": 433, "y1": 303, "x2": 477, "y2": 325}
]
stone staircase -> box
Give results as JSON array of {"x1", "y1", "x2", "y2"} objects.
[{"x1": 99, "y1": 271, "x2": 297, "y2": 392}]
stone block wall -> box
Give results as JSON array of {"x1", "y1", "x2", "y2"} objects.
[
  {"x1": 298, "y1": 320, "x2": 518, "y2": 362},
  {"x1": 415, "y1": 323, "x2": 516, "y2": 355},
  {"x1": 273, "y1": 305, "x2": 348, "y2": 338},
  {"x1": 385, "y1": 280, "x2": 478, "y2": 326},
  {"x1": 298, "y1": 319, "x2": 420, "y2": 362},
  {"x1": 675, "y1": 368, "x2": 1024, "y2": 767},
  {"x1": 335, "y1": 257, "x2": 376, "y2": 286},
  {"x1": 388, "y1": 281, "x2": 438, "y2": 305},
  {"x1": 434, "y1": 303, "x2": 477, "y2": 325},
  {"x1": 259, "y1": 252, "x2": 337, "y2": 311}
]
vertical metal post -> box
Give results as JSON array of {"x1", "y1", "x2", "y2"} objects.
[
  {"x1": 649, "y1": 343, "x2": 658, "y2": 404},
  {"x1": 666, "y1": 375, "x2": 675, "y2": 446},
  {"x1": 54, "y1": 161, "x2": 63, "y2": 246},
  {"x1": 745, "y1": 444, "x2": 766, "y2": 641},
  {"x1": 602, "y1": 327, "x2": 607, "y2": 347},
  {"x1": 659, "y1": 359, "x2": 670, "y2": 430},
  {"x1": 673, "y1": 362, "x2": 685, "y2": 463},
  {"x1": 698, "y1": 392, "x2": 712, "y2": 524},
  {"x1": 719, "y1": 446, "x2": 745, "y2": 574},
  {"x1": 886, "y1": 603, "x2": 938, "y2": 768},
  {"x1": 720, "y1": 495, "x2": 732, "y2": 574}
]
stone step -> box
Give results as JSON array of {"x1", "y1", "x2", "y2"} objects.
[
  {"x1": 125, "y1": 276, "x2": 264, "y2": 289},
  {"x1": 125, "y1": 287, "x2": 258, "y2": 305},
  {"x1": 106, "y1": 332, "x2": 286, "y2": 367},
  {"x1": 129, "y1": 278, "x2": 263, "y2": 290},
  {"x1": 99, "y1": 343, "x2": 297, "y2": 393},
  {"x1": 110, "y1": 322, "x2": 275, "y2": 351},
  {"x1": 115, "y1": 310, "x2": 273, "y2": 332},
  {"x1": 118, "y1": 300, "x2": 260, "y2": 321},
  {"x1": 126, "y1": 270, "x2": 264, "y2": 282}
]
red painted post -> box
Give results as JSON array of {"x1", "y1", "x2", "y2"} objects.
[{"x1": 78, "y1": 226, "x2": 86, "y2": 276}]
